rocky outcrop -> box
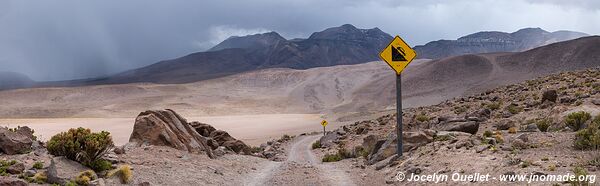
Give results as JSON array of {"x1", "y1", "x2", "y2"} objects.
[
  {"x1": 439, "y1": 121, "x2": 480, "y2": 135},
  {"x1": 129, "y1": 109, "x2": 251, "y2": 157},
  {"x1": 190, "y1": 122, "x2": 216, "y2": 137},
  {"x1": 190, "y1": 122, "x2": 251, "y2": 154},
  {"x1": 367, "y1": 131, "x2": 435, "y2": 165},
  {"x1": 129, "y1": 109, "x2": 215, "y2": 158},
  {"x1": 0, "y1": 127, "x2": 34, "y2": 155},
  {"x1": 47, "y1": 157, "x2": 95, "y2": 185},
  {"x1": 211, "y1": 131, "x2": 249, "y2": 154},
  {"x1": 319, "y1": 131, "x2": 341, "y2": 148}
]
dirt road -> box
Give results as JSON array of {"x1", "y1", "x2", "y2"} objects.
[{"x1": 247, "y1": 135, "x2": 355, "y2": 186}]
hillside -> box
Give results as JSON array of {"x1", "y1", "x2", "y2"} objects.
[
  {"x1": 414, "y1": 28, "x2": 588, "y2": 59},
  {"x1": 313, "y1": 67, "x2": 600, "y2": 185}
]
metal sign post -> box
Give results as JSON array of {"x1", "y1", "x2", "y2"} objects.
[
  {"x1": 379, "y1": 35, "x2": 416, "y2": 157},
  {"x1": 321, "y1": 120, "x2": 328, "y2": 136},
  {"x1": 396, "y1": 74, "x2": 403, "y2": 156}
]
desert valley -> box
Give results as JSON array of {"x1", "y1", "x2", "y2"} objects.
[{"x1": 0, "y1": 1, "x2": 599, "y2": 185}]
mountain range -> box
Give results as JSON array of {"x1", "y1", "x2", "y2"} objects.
[
  {"x1": 413, "y1": 27, "x2": 588, "y2": 59},
  {"x1": 100, "y1": 24, "x2": 392, "y2": 84},
  {"x1": 1, "y1": 36, "x2": 599, "y2": 118},
  {"x1": 0, "y1": 25, "x2": 592, "y2": 90}
]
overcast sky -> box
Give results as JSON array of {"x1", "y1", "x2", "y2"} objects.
[{"x1": 1, "y1": 0, "x2": 599, "y2": 81}]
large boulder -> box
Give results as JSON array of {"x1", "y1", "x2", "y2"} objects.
[
  {"x1": 362, "y1": 135, "x2": 379, "y2": 153},
  {"x1": 129, "y1": 109, "x2": 214, "y2": 158},
  {"x1": 0, "y1": 177, "x2": 27, "y2": 186},
  {"x1": 210, "y1": 130, "x2": 237, "y2": 144},
  {"x1": 209, "y1": 130, "x2": 250, "y2": 154},
  {"x1": 440, "y1": 121, "x2": 480, "y2": 134},
  {"x1": 0, "y1": 127, "x2": 33, "y2": 155},
  {"x1": 541, "y1": 90, "x2": 558, "y2": 103},
  {"x1": 494, "y1": 119, "x2": 517, "y2": 130},
  {"x1": 222, "y1": 140, "x2": 250, "y2": 154},
  {"x1": 47, "y1": 157, "x2": 95, "y2": 185},
  {"x1": 367, "y1": 131, "x2": 434, "y2": 165},
  {"x1": 319, "y1": 131, "x2": 340, "y2": 148}
]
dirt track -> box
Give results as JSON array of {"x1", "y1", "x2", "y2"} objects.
[{"x1": 248, "y1": 135, "x2": 355, "y2": 186}]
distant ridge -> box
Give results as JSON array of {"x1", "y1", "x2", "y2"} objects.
[{"x1": 413, "y1": 28, "x2": 588, "y2": 59}]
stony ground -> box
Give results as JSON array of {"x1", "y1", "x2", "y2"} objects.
[{"x1": 308, "y1": 67, "x2": 600, "y2": 185}]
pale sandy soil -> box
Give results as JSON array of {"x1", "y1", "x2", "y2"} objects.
[{"x1": 0, "y1": 114, "x2": 349, "y2": 146}]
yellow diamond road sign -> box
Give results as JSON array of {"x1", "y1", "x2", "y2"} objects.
[
  {"x1": 321, "y1": 120, "x2": 328, "y2": 127},
  {"x1": 379, "y1": 35, "x2": 417, "y2": 75}
]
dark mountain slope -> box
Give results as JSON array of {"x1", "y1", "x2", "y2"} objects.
[{"x1": 102, "y1": 24, "x2": 392, "y2": 84}]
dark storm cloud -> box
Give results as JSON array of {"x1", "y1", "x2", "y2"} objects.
[{"x1": 0, "y1": 0, "x2": 599, "y2": 81}]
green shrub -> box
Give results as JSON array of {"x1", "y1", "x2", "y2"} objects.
[
  {"x1": 590, "y1": 154, "x2": 600, "y2": 167},
  {"x1": 311, "y1": 141, "x2": 322, "y2": 149},
  {"x1": 75, "y1": 170, "x2": 97, "y2": 185},
  {"x1": 483, "y1": 130, "x2": 493, "y2": 138},
  {"x1": 574, "y1": 121, "x2": 600, "y2": 150},
  {"x1": 593, "y1": 115, "x2": 600, "y2": 125},
  {"x1": 337, "y1": 148, "x2": 354, "y2": 159},
  {"x1": 354, "y1": 146, "x2": 369, "y2": 159},
  {"x1": 0, "y1": 159, "x2": 18, "y2": 175},
  {"x1": 415, "y1": 113, "x2": 430, "y2": 122},
  {"x1": 486, "y1": 102, "x2": 501, "y2": 111},
  {"x1": 33, "y1": 172, "x2": 47, "y2": 184},
  {"x1": 46, "y1": 128, "x2": 114, "y2": 167},
  {"x1": 87, "y1": 159, "x2": 112, "y2": 172},
  {"x1": 536, "y1": 118, "x2": 552, "y2": 132},
  {"x1": 32, "y1": 161, "x2": 44, "y2": 169},
  {"x1": 322, "y1": 153, "x2": 343, "y2": 162},
  {"x1": 75, "y1": 175, "x2": 91, "y2": 186},
  {"x1": 322, "y1": 147, "x2": 354, "y2": 162},
  {"x1": 453, "y1": 106, "x2": 467, "y2": 114},
  {"x1": 506, "y1": 104, "x2": 523, "y2": 114},
  {"x1": 280, "y1": 134, "x2": 292, "y2": 141},
  {"x1": 65, "y1": 181, "x2": 77, "y2": 186},
  {"x1": 434, "y1": 134, "x2": 453, "y2": 141},
  {"x1": 570, "y1": 166, "x2": 590, "y2": 186},
  {"x1": 565, "y1": 111, "x2": 592, "y2": 131}
]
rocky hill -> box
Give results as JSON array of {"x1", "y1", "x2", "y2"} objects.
[
  {"x1": 314, "y1": 67, "x2": 600, "y2": 185},
  {"x1": 414, "y1": 28, "x2": 588, "y2": 59}
]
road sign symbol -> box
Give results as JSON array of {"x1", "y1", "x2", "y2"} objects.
[
  {"x1": 379, "y1": 36, "x2": 416, "y2": 75},
  {"x1": 321, "y1": 120, "x2": 328, "y2": 127}
]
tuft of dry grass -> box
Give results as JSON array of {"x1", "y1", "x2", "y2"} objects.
[
  {"x1": 107, "y1": 164, "x2": 133, "y2": 184},
  {"x1": 508, "y1": 127, "x2": 517, "y2": 134}
]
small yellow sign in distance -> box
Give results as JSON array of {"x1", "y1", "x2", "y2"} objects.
[
  {"x1": 379, "y1": 35, "x2": 417, "y2": 75},
  {"x1": 321, "y1": 120, "x2": 328, "y2": 127}
]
